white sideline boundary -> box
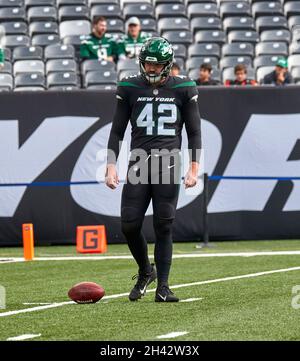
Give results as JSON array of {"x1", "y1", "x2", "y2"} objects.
[
  {"x1": 1, "y1": 265, "x2": 300, "y2": 318},
  {"x1": 2, "y1": 250, "x2": 300, "y2": 264}
]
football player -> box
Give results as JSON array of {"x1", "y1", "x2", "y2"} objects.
[{"x1": 105, "y1": 37, "x2": 201, "y2": 302}]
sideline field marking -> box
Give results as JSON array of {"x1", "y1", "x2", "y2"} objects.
[
  {"x1": 157, "y1": 331, "x2": 188, "y2": 339},
  {"x1": 1, "y1": 265, "x2": 300, "y2": 318},
  {"x1": 180, "y1": 298, "x2": 203, "y2": 303},
  {"x1": 23, "y1": 303, "x2": 52, "y2": 305},
  {"x1": 7, "y1": 334, "x2": 41, "y2": 341},
  {"x1": 2, "y1": 250, "x2": 300, "y2": 264}
]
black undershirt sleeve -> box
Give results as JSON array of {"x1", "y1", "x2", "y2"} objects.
[
  {"x1": 106, "y1": 93, "x2": 131, "y2": 165},
  {"x1": 182, "y1": 88, "x2": 202, "y2": 163}
]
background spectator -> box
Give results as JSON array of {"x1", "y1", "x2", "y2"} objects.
[
  {"x1": 0, "y1": 47, "x2": 4, "y2": 70},
  {"x1": 196, "y1": 63, "x2": 219, "y2": 86},
  {"x1": 80, "y1": 16, "x2": 118, "y2": 62},
  {"x1": 263, "y1": 58, "x2": 294, "y2": 86},
  {"x1": 117, "y1": 17, "x2": 150, "y2": 60},
  {"x1": 225, "y1": 64, "x2": 257, "y2": 86},
  {"x1": 170, "y1": 63, "x2": 180, "y2": 76}
]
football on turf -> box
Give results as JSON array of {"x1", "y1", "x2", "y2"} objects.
[{"x1": 68, "y1": 282, "x2": 105, "y2": 304}]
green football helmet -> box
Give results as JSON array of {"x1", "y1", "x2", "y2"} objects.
[{"x1": 139, "y1": 37, "x2": 174, "y2": 84}]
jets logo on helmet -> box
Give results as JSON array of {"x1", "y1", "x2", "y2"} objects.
[{"x1": 138, "y1": 37, "x2": 174, "y2": 84}]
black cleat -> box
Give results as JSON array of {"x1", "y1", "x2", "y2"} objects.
[
  {"x1": 129, "y1": 264, "x2": 157, "y2": 301},
  {"x1": 155, "y1": 284, "x2": 179, "y2": 302}
]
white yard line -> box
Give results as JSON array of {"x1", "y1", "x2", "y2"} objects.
[
  {"x1": 7, "y1": 334, "x2": 41, "y2": 341},
  {"x1": 2, "y1": 250, "x2": 300, "y2": 264},
  {"x1": 157, "y1": 331, "x2": 188, "y2": 339},
  {"x1": 1, "y1": 265, "x2": 300, "y2": 318},
  {"x1": 180, "y1": 298, "x2": 203, "y2": 303}
]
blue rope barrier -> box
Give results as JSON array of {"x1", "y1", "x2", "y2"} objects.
[{"x1": 0, "y1": 175, "x2": 299, "y2": 187}]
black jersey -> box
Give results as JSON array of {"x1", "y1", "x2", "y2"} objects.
[{"x1": 107, "y1": 74, "x2": 201, "y2": 164}]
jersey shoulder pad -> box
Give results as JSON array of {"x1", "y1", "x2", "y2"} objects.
[
  {"x1": 170, "y1": 75, "x2": 197, "y2": 89},
  {"x1": 80, "y1": 34, "x2": 92, "y2": 42},
  {"x1": 118, "y1": 75, "x2": 143, "y2": 88}
]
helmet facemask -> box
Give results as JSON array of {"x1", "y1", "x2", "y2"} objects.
[{"x1": 140, "y1": 60, "x2": 173, "y2": 85}]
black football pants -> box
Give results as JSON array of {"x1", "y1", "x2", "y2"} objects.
[{"x1": 121, "y1": 152, "x2": 181, "y2": 286}]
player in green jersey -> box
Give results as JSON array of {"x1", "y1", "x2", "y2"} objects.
[
  {"x1": 118, "y1": 17, "x2": 150, "y2": 60},
  {"x1": 106, "y1": 37, "x2": 201, "y2": 302},
  {"x1": 80, "y1": 16, "x2": 118, "y2": 62},
  {"x1": 0, "y1": 47, "x2": 4, "y2": 70}
]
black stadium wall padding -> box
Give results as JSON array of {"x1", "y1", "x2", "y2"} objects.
[{"x1": 0, "y1": 87, "x2": 300, "y2": 246}]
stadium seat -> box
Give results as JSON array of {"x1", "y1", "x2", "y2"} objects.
[
  {"x1": 173, "y1": 57, "x2": 184, "y2": 69},
  {"x1": 222, "y1": 42, "x2": 254, "y2": 57},
  {"x1": 288, "y1": 16, "x2": 300, "y2": 30},
  {"x1": 155, "y1": 3, "x2": 186, "y2": 19},
  {"x1": 117, "y1": 58, "x2": 139, "y2": 72},
  {"x1": 14, "y1": 86, "x2": 45, "y2": 91},
  {"x1": 252, "y1": 2, "x2": 283, "y2": 19},
  {"x1": 220, "y1": 55, "x2": 253, "y2": 70},
  {"x1": 0, "y1": 0, "x2": 23, "y2": 7},
  {"x1": 3, "y1": 48, "x2": 12, "y2": 61},
  {"x1": 140, "y1": 18, "x2": 157, "y2": 32},
  {"x1": 27, "y1": 6, "x2": 57, "y2": 22},
  {"x1": 63, "y1": 35, "x2": 85, "y2": 49},
  {"x1": 260, "y1": 29, "x2": 291, "y2": 43},
  {"x1": 158, "y1": 17, "x2": 190, "y2": 33},
  {"x1": 223, "y1": 17, "x2": 256, "y2": 34},
  {"x1": 13, "y1": 60, "x2": 45, "y2": 76},
  {"x1": 81, "y1": 59, "x2": 115, "y2": 74},
  {"x1": 58, "y1": 5, "x2": 89, "y2": 22},
  {"x1": 190, "y1": 17, "x2": 222, "y2": 34},
  {"x1": 220, "y1": 2, "x2": 251, "y2": 19},
  {"x1": 0, "y1": 73, "x2": 13, "y2": 90},
  {"x1": 48, "y1": 85, "x2": 80, "y2": 90},
  {"x1": 0, "y1": 7, "x2": 26, "y2": 22},
  {"x1": 185, "y1": 56, "x2": 218, "y2": 70},
  {"x1": 86, "y1": 84, "x2": 117, "y2": 90},
  {"x1": 123, "y1": 3, "x2": 154, "y2": 20},
  {"x1": 195, "y1": 30, "x2": 226, "y2": 45},
  {"x1": 88, "y1": 0, "x2": 119, "y2": 6},
  {"x1": 31, "y1": 34, "x2": 60, "y2": 46},
  {"x1": 289, "y1": 41, "x2": 300, "y2": 54},
  {"x1": 14, "y1": 72, "x2": 46, "y2": 87},
  {"x1": 84, "y1": 70, "x2": 118, "y2": 86},
  {"x1": 44, "y1": 44, "x2": 75, "y2": 59},
  {"x1": 187, "y1": 3, "x2": 218, "y2": 19},
  {"x1": 1, "y1": 35, "x2": 30, "y2": 48},
  {"x1": 291, "y1": 26, "x2": 300, "y2": 42},
  {"x1": 1, "y1": 22, "x2": 28, "y2": 35},
  {"x1": 57, "y1": 0, "x2": 86, "y2": 6},
  {"x1": 162, "y1": 30, "x2": 193, "y2": 45},
  {"x1": 172, "y1": 44, "x2": 187, "y2": 59},
  {"x1": 255, "y1": 41, "x2": 288, "y2": 56},
  {"x1": 25, "y1": 0, "x2": 56, "y2": 9},
  {"x1": 288, "y1": 54, "x2": 300, "y2": 70},
  {"x1": 256, "y1": 16, "x2": 288, "y2": 33},
  {"x1": 228, "y1": 30, "x2": 260, "y2": 44},
  {"x1": 284, "y1": 2, "x2": 300, "y2": 19},
  {"x1": 0, "y1": 62, "x2": 12, "y2": 74},
  {"x1": 46, "y1": 59, "x2": 77, "y2": 74},
  {"x1": 291, "y1": 66, "x2": 300, "y2": 82},
  {"x1": 59, "y1": 20, "x2": 91, "y2": 38},
  {"x1": 118, "y1": 69, "x2": 139, "y2": 79},
  {"x1": 188, "y1": 43, "x2": 221, "y2": 58},
  {"x1": 256, "y1": 66, "x2": 274, "y2": 83},
  {"x1": 106, "y1": 18, "x2": 124, "y2": 33},
  {"x1": 90, "y1": 5, "x2": 122, "y2": 20},
  {"x1": 29, "y1": 21, "x2": 59, "y2": 36},
  {"x1": 253, "y1": 55, "x2": 281, "y2": 69},
  {"x1": 13, "y1": 46, "x2": 43, "y2": 61},
  {"x1": 47, "y1": 71, "x2": 78, "y2": 87},
  {"x1": 222, "y1": 66, "x2": 255, "y2": 82}
]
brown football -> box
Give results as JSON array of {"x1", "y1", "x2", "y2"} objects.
[{"x1": 68, "y1": 282, "x2": 105, "y2": 304}]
